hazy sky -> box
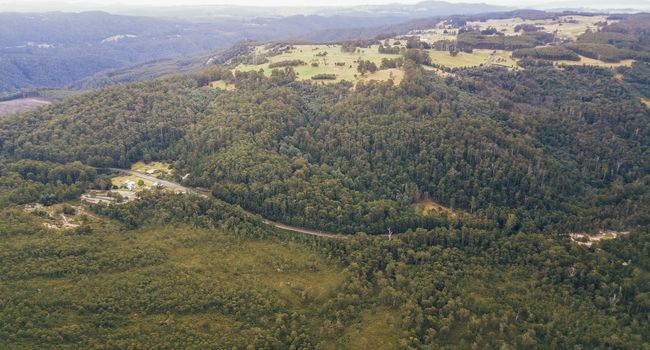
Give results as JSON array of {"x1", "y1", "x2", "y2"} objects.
[{"x1": 0, "y1": 0, "x2": 541, "y2": 7}]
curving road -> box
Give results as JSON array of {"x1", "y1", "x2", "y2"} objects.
[{"x1": 105, "y1": 168, "x2": 344, "y2": 239}]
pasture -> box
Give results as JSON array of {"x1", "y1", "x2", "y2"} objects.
[
  {"x1": 428, "y1": 49, "x2": 518, "y2": 69},
  {"x1": 466, "y1": 15, "x2": 614, "y2": 41},
  {"x1": 236, "y1": 44, "x2": 403, "y2": 83},
  {"x1": 555, "y1": 55, "x2": 636, "y2": 68}
]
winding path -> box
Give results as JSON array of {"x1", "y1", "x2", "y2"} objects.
[{"x1": 105, "y1": 168, "x2": 343, "y2": 239}]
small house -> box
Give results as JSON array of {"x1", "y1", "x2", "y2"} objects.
[{"x1": 122, "y1": 180, "x2": 136, "y2": 191}]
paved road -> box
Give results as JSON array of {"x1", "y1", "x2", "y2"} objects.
[{"x1": 105, "y1": 168, "x2": 344, "y2": 239}]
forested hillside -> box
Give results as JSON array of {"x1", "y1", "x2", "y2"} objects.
[{"x1": 1, "y1": 57, "x2": 647, "y2": 234}]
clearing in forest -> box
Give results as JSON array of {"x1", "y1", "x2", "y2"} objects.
[
  {"x1": 236, "y1": 44, "x2": 403, "y2": 83},
  {"x1": 466, "y1": 15, "x2": 614, "y2": 40},
  {"x1": 427, "y1": 49, "x2": 518, "y2": 69},
  {"x1": 130, "y1": 161, "x2": 173, "y2": 176},
  {"x1": 413, "y1": 199, "x2": 458, "y2": 218},
  {"x1": 0, "y1": 98, "x2": 51, "y2": 116}
]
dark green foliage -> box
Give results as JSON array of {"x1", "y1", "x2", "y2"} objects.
[
  {"x1": 0, "y1": 160, "x2": 97, "y2": 206},
  {"x1": 512, "y1": 46, "x2": 581, "y2": 61},
  {"x1": 380, "y1": 57, "x2": 403, "y2": 69},
  {"x1": 268, "y1": 59, "x2": 307, "y2": 68},
  {"x1": 378, "y1": 43, "x2": 402, "y2": 55},
  {"x1": 311, "y1": 73, "x2": 337, "y2": 80},
  {"x1": 357, "y1": 60, "x2": 378, "y2": 75}
]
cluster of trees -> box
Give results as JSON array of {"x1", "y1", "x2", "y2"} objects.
[
  {"x1": 380, "y1": 57, "x2": 403, "y2": 69},
  {"x1": 0, "y1": 159, "x2": 100, "y2": 206},
  {"x1": 356, "y1": 60, "x2": 378, "y2": 75},
  {"x1": 378, "y1": 43, "x2": 403, "y2": 55},
  {"x1": 268, "y1": 59, "x2": 307, "y2": 68},
  {"x1": 512, "y1": 46, "x2": 581, "y2": 61},
  {"x1": 311, "y1": 73, "x2": 337, "y2": 80}
]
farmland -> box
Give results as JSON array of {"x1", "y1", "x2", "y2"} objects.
[
  {"x1": 466, "y1": 15, "x2": 614, "y2": 40},
  {"x1": 236, "y1": 44, "x2": 403, "y2": 83},
  {"x1": 428, "y1": 49, "x2": 518, "y2": 68}
]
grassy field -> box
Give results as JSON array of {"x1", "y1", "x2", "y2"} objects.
[
  {"x1": 428, "y1": 49, "x2": 518, "y2": 69},
  {"x1": 554, "y1": 55, "x2": 636, "y2": 68},
  {"x1": 236, "y1": 44, "x2": 403, "y2": 83},
  {"x1": 131, "y1": 161, "x2": 173, "y2": 174},
  {"x1": 111, "y1": 174, "x2": 155, "y2": 189},
  {"x1": 466, "y1": 15, "x2": 613, "y2": 40}
]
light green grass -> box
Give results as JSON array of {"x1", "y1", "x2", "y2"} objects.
[
  {"x1": 237, "y1": 44, "x2": 403, "y2": 83},
  {"x1": 131, "y1": 161, "x2": 172, "y2": 174},
  {"x1": 111, "y1": 175, "x2": 154, "y2": 189},
  {"x1": 428, "y1": 49, "x2": 518, "y2": 69},
  {"x1": 554, "y1": 55, "x2": 635, "y2": 68}
]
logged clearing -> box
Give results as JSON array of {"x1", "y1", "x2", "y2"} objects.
[
  {"x1": 236, "y1": 44, "x2": 402, "y2": 83},
  {"x1": 467, "y1": 15, "x2": 614, "y2": 40},
  {"x1": 0, "y1": 97, "x2": 51, "y2": 116},
  {"x1": 414, "y1": 199, "x2": 457, "y2": 217},
  {"x1": 23, "y1": 203, "x2": 97, "y2": 230},
  {"x1": 569, "y1": 230, "x2": 630, "y2": 247}
]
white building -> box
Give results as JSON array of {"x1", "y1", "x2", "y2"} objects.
[{"x1": 122, "y1": 180, "x2": 136, "y2": 191}]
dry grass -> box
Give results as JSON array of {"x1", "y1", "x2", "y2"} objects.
[
  {"x1": 413, "y1": 199, "x2": 457, "y2": 218},
  {"x1": 210, "y1": 80, "x2": 236, "y2": 90},
  {"x1": 0, "y1": 98, "x2": 51, "y2": 116},
  {"x1": 641, "y1": 97, "x2": 650, "y2": 108}
]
